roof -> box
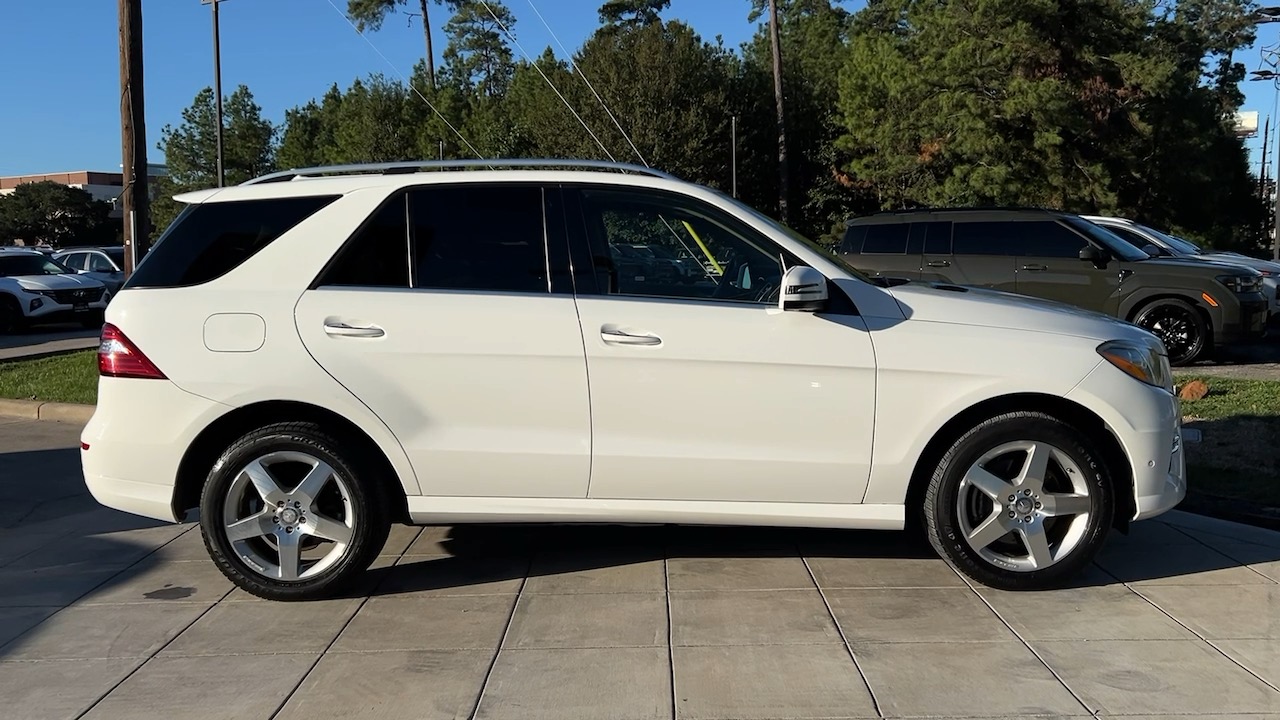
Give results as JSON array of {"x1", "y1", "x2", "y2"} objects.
[{"x1": 846, "y1": 207, "x2": 1073, "y2": 225}]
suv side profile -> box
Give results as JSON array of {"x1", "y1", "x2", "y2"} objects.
[
  {"x1": 840, "y1": 209, "x2": 1268, "y2": 365},
  {"x1": 83, "y1": 161, "x2": 1186, "y2": 600},
  {"x1": 53, "y1": 246, "x2": 128, "y2": 296}
]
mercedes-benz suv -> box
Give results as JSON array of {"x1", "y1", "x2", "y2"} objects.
[{"x1": 82, "y1": 161, "x2": 1186, "y2": 600}]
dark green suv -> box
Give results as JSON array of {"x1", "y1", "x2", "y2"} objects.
[{"x1": 840, "y1": 209, "x2": 1268, "y2": 365}]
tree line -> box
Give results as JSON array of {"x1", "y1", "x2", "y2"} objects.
[{"x1": 153, "y1": 0, "x2": 1267, "y2": 253}]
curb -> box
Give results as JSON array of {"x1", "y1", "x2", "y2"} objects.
[{"x1": 0, "y1": 398, "x2": 95, "y2": 424}]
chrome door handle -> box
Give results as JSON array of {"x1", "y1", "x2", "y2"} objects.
[
  {"x1": 324, "y1": 321, "x2": 385, "y2": 338},
  {"x1": 926, "y1": 260, "x2": 951, "y2": 268},
  {"x1": 1021, "y1": 264, "x2": 1048, "y2": 272},
  {"x1": 601, "y1": 328, "x2": 661, "y2": 346}
]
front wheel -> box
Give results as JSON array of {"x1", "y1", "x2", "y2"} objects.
[
  {"x1": 924, "y1": 412, "x2": 1114, "y2": 590},
  {"x1": 1133, "y1": 298, "x2": 1207, "y2": 366},
  {"x1": 200, "y1": 422, "x2": 391, "y2": 601},
  {"x1": 0, "y1": 295, "x2": 24, "y2": 335}
]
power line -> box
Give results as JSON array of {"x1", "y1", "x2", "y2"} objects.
[
  {"x1": 477, "y1": 0, "x2": 618, "y2": 162},
  {"x1": 323, "y1": 0, "x2": 487, "y2": 162},
  {"x1": 524, "y1": 0, "x2": 650, "y2": 168}
]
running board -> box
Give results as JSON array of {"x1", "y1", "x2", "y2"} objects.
[{"x1": 405, "y1": 497, "x2": 905, "y2": 530}]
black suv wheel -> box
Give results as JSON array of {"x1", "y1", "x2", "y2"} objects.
[{"x1": 1133, "y1": 298, "x2": 1207, "y2": 366}]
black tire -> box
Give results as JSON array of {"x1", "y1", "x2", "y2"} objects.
[
  {"x1": 1133, "y1": 298, "x2": 1208, "y2": 366},
  {"x1": 200, "y1": 421, "x2": 391, "y2": 601},
  {"x1": 0, "y1": 295, "x2": 25, "y2": 335},
  {"x1": 923, "y1": 411, "x2": 1115, "y2": 591}
]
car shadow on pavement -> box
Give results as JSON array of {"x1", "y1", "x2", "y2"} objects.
[{"x1": 352, "y1": 518, "x2": 1280, "y2": 598}]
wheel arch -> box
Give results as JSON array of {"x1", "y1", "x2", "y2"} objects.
[
  {"x1": 171, "y1": 400, "x2": 411, "y2": 524},
  {"x1": 1124, "y1": 292, "x2": 1214, "y2": 339},
  {"x1": 903, "y1": 392, "x2": 1134, "y2": 535}
]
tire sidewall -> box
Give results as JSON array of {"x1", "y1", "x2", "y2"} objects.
[
  {"x1": 928, "y1": 414, "x2": 1114, "y2": 590},
  {"x1": 200, "y1": 426, "x2": 387, "y2": 600}
]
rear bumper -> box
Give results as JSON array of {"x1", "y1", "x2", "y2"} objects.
[{"x1": 81, "y1": 378, "x2": 231, "y2": 523}]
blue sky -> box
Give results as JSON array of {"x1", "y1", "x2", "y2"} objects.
[{"x1": 1, "y1": 0, "x2": 1278, "y2": 178}]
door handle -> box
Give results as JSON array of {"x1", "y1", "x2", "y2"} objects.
[
  {"x1": 324, "y1": 321, "x2": 385, "y2": 338},
  {"x1": 1021, "y1": 264, "x2": 1048, "y2": 272},
  {"x1": 926, "y1": 260, "x2": 951, "y2": 268},
  {"x1": 601, "y1": 328, "x2": 661, "y2": 346}
]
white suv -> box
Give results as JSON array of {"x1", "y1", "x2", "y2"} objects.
[
  {"x1": 0, "y1": 248, "x2": 110, "y2": 333},
  {"x1": 82, "y1": 160, "x2": 1186, "y2": 600}
]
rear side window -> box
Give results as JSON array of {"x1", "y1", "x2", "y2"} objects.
[
  {"x1": 922, "y1": 221, "x2": 952, "y2": 254},
  {"x1": 320, "y1": 196, "x2": 410, "y2": 288},
  {"x1": 127, "y1": 195, "x2": 338, "y2": 288},
  {"x1": 409, "y1": 185, "x2": 548, "y2": 294}
]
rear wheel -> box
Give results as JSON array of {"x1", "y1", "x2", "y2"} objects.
[
  {"x1": 1133, "y1": 298, "x2": 1207, "y2": 366},
  {"x1": 924, "y1": 412, "x2": 1114, "y2": 590},
  {"x1": 200, "y1": 422, "x2": 391, "y2": 600}
]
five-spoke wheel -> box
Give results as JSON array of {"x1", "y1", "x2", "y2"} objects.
[
  {"x1": 200, "y1": 422, "x2": 390, "y2": 600},
  {"x1": 925, "y1": 411, "x2": 1114, "y2": 589}
]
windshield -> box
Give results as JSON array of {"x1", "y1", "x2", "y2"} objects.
[
  {"x1": 1154, "y1": 230, "x2": 1204, "y2": 255},
  {"x1": 716, "y1": 192, "x2": 874, "y2": 282},
  {"x1": 0, "y1": 254, "x2": 72, "y2": 277},
  {"x1": 1064, "y1": 218, "x2": 1151, "y2": 262}
]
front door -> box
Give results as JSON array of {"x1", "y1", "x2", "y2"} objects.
[
  {"x1": 295, "y1": 183, "x2": 591, "y2": 499},
  {"x1": 947, "y1": 221, "x2": 1018, "y2": 292},
  {"x1": 1012, "y1": 220, "x2": 1119, "y2": 312},
  {"x1": 564, "y1": 185, "x2": 877, "y2": 505}
]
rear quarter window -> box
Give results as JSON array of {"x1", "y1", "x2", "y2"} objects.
[{"x1": 126, "y1": 195, "x2": 339, "y2": 289}]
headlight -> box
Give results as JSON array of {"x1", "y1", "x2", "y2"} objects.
[
  {"x1": 1217, "y1": 274, "x2": 1262, "y2": 293},
  {"x1": 1097, "y1": 339, "x2": 1173, "y2": 392}
]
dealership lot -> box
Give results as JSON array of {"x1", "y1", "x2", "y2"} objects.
[{"x1": 2, "y1": 417, "x2": 1278, "y2": 719}]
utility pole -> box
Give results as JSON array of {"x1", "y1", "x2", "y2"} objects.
[
  {"x1": 731, "y1": 115, "x2": 738, "y2": 199},
  {"x1": 1261, "y1": 115, "x2": 1271, "y2": 245},
  {"x1": 118, "y1": 0, "x2": 149, "y2": 276},
  {"x1": 203, "y1": 0, "x2": 226, "y2": 187},
  {"x1": 768, "y1": 0, "x2": 790, "y2": 223}
]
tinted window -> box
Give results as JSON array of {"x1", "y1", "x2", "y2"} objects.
[
  {"x1": 410, "y1": 185, "x2": 548, "y2": 294},
  {"x1": 127, "y1": 196, "x2": 339, "y2": 288},
  {"x1": 1101, "y1": 224, "x2": 1147, "y2": 250},
  {"x1": 1018, "y1": 221, "x2": 1089, "y2": 258},
  {"x1": 320, "y1": 195, "x2": 410, "y2": 287},
  {"x1": 1063, "y1": 217, "x2": 1151, "y2": 261},
  {"x1": 923, "y1": 221, "x2": 952, "y2": 255},
  {"x1": 104, "y1": 247, "x2": 125, "y2": 266},
  {"x1": 0, "y1": 254, "x2": 72, "y2": 277},
  {"x1": 953, "y1": 222, "x2": 1018, "y2": 255},
  {"x1": 577, "y1": 187, "x2": 797, "y2": 304},
  {"x1": 88, "y1": 253, "x2": 117, "y2": 272},
  {"x1": 60, "y1": 253, "x2": 87, "y2": 271},
  {"x1": 862, "y1": 224, "x2": 909, "y2": 254},
  {"x1": 840, "y1": 225, "x2": 868, "y2": 255}
]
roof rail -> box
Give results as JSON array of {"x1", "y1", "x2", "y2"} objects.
[{"x1": 241, "y1": 158, "x2": 681, "y2": 186}]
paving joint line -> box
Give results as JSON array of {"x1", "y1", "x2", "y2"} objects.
[
  {"x1": 664, "y1": 543, "x2": 677, "y2": 720},
  {"x1": 959, "y1": 574, "x2": 1094, "y2": 716},
  {"x1": 801, "y1": 555, "x2": 884, "y2": 719},
  {"x1": 73, "y1": 584, "x2": 231, "y2": 719},
  {"x1": 465, "y1": 554, "x2": 531, "y2": 720},
  {"x1": 1126, "y1": 584, "x2": 1280, "y2": 694},
  {"x1": 1162, "y1": 522, "x2": 1279, "y2": 584}
]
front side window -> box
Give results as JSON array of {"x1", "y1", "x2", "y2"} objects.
[
  {"x1": 1017, "y1": 221, "x2": 1090, "y2": 258},
  {"x1": 87, "y1": 253, "x2": 117, "y2": 272},
  {"x1": 862, "y1": 224, "x2": 910, "y2": 254},
  {"x1": 410, "y1": 185, "x2": 548, "y2": 294},
  {"x1": 60, "y1": 253, "x2": 87, "y2": 271},
  {"x1": 128, "y1": 195, "x2": 339, "y2": 289},
  {"x1": 577, "y1": 187, "x2": 795, "y2": 304}
]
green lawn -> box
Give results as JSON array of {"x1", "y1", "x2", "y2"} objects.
[
  {"x1": 1175, "y1": 375, "x2": 1280, "y2": 509},
  {"x1": 0, "y1": 350, "x2": 99, "y2": 405}
]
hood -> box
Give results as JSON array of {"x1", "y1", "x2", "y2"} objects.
[
  {"x1": 1131, "y1": 255, "x2": 1263, "y2": 275},
  {"x1": 886, "y1": 282, "x2": 1155, "y2": 344},
  {"x1": 14, "y1": 273, "x2": 105, "y2": 292},
  {"x1": 1200, "y1": 252, "x2": 1280, "y2": 274}
]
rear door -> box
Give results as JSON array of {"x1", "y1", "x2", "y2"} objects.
[
  {"x1": 294, "y1": 183, "x2": 592, "y2": 499},
  {"x1": 948, "y1": 221, "x2": 1018, "y2": 291},
  {"x1": 1012, "y1": 220, "x2": 1119, "y2": 312},
  {"x1": 917, "y1": 221, "x2": 956, "y2": 282}
]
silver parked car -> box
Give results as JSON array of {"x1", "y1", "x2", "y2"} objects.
[{"x1": 53, "y1": 246, "x2": 127, "y2": 296}]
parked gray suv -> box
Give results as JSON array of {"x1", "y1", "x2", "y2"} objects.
[{"x1": 840, "y1": 209, "x2": 1268, "y2": 365}]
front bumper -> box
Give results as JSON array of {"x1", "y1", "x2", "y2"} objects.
[
  {"x1": 1065, "y1": 361, "x2": 1186, "y2": 523},
  {"x1": 19, "y1": 289, "x2": 109, "y2": 324},
  {"x1": 1214, "y1": 296, "x2": 1269, "y2": 345}
]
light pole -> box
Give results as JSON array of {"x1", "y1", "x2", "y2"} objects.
[{"x1": 201, "y1": 0, "x2": 226, "y2": 187}]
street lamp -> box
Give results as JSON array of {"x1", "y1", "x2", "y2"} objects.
[{"x1": 201, "y1": 0, "x2": 225, "y2": 188}]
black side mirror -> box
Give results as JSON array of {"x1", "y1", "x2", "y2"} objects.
[{"x1": 1079, "y1": 245, "x2": 1111, "y2": 267}]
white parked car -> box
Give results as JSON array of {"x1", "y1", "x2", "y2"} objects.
[
  {"x1": 0, "y1": 248, "x2": 110, "y2": 333},
  {"x1": 82, "y1": 160, "x2": 1185, "y2": 600}
]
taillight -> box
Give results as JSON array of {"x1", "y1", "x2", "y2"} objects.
[{"x1": 99, "y1": 323, "x2": 167, "y2": 379}]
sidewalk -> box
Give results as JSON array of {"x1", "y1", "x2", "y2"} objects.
[
  {"x1": 1, "y1": 418, "x2": 1278, "y2": 719},
  {"x1": 0, "y1": 327, "x2": 98, "y2": 362}
]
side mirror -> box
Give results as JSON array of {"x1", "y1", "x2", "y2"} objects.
[
  {"x1": 1079, "y1": 245, "x2": 1111, "y2": 266},
  {"x1": 1142, "y1": 244, "x2": 1162, "y2": 258},
  {"x1": 779, "y1": 265, "x2": 828, "y2": 312}
]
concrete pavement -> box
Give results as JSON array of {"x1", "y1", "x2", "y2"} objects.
[{"x1": 1, "y1": 418, "x2": 1279, "y2": 719}]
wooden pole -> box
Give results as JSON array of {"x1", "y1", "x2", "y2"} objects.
[
  {"x1": 119, "y1": 0, "x2": 149, "y2": 276},
  {"x1": 768, "y1": 0, "x2": 790, "y2": 223}
]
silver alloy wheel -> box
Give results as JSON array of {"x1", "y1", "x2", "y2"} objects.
[
  {"x1": 221, "y1": 450, "x2": 355, "y2": 581},
  {"x1": 956, "y1": 441, "x2": 1092, "y2": 572}
]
